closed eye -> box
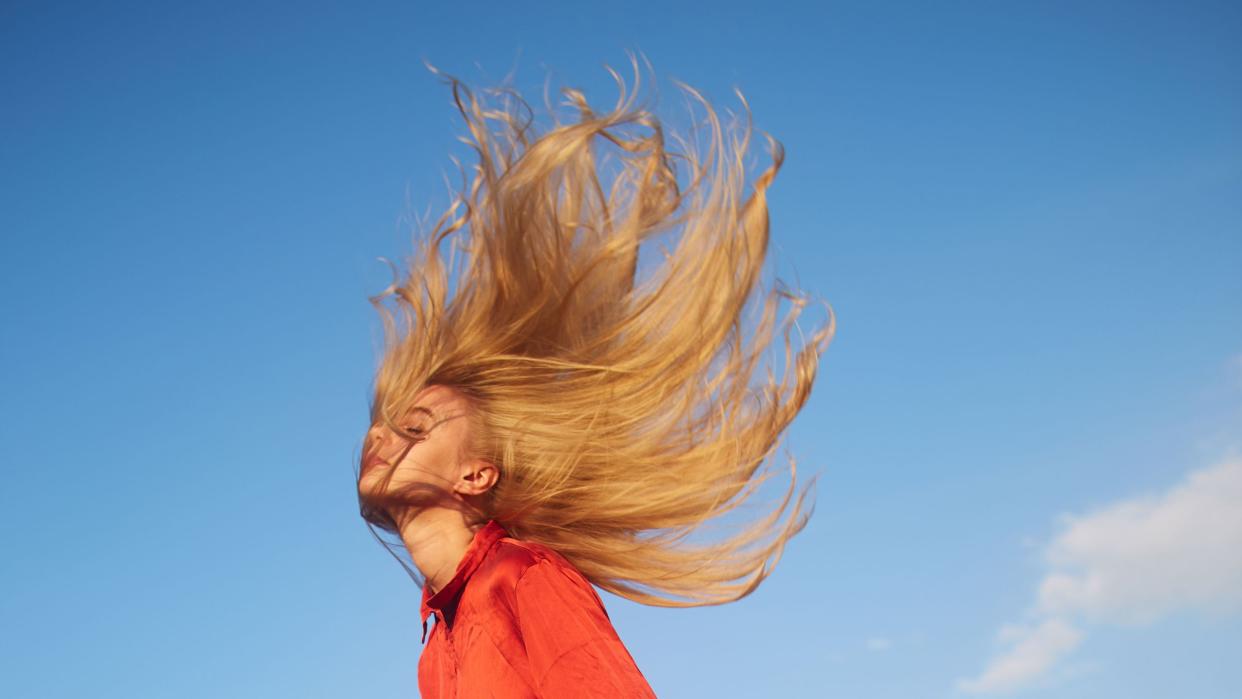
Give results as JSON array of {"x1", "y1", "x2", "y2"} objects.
[{"x1": 400, "y1": 406, "x2": 434, "y2": 439}]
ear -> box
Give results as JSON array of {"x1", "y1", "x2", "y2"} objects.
[{"x1": 454, "y1": 458, "x2": 500, "y2": 497}]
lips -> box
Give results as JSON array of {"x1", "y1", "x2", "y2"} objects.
[{"x1": 362, "y1": 453, "x2": 389, "y2": 475}]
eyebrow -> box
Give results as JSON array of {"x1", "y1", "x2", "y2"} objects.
[
  {"x1": 380, "y1": 406, "x2": 433, "y2": 425},
  {"x1": 407, "y1": 406, "x2": 434, "y2": 420}
]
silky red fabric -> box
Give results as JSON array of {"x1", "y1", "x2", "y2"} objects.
[{"x1": 417, "y1": 520, "x2": 657, "y2": 698}]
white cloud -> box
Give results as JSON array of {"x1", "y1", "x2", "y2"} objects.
[
  {"x1": 1037, "y1": 457, "x2": 1242, "y2": 625},
  {"x1": 955, "y1": 619, "x2": 1083, "y2": 694},
  {"x1": 956, "y1": 456, "x2": 1242, "y2": 695}
]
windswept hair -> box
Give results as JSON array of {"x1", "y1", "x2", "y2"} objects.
[{"x1": 362, "y1": 53, "x2": 835, "y2": 607}]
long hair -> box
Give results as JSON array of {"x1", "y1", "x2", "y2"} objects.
[{"x1": 361, "y1": 53, "x2": 835, "y2": 607}]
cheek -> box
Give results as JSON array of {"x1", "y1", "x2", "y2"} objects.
[{"x1": 392, "y1": 440, "x2": 456, "y2": 484}]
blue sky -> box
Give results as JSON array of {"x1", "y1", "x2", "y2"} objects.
[{"x1": 2, "y1": 1, "x2": 1239, "y2": 697}]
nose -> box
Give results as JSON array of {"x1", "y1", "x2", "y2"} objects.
[{"x1": 364, "y1": 422, "x2": 391, "y2": 455}]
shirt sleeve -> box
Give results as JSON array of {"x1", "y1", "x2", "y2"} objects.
[{"x1": 514, "y1": 558, "x2": 658, "y2": 698}]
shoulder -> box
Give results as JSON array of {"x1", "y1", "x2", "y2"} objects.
[
  {"x1": 471, "y1": 536, "x2": 602, "y2": 607},
  {"x1": 472, "y1": 535, "x2": 588, "y2": 589},
  {"x1": 469, "y1": 536, "x2": 576, "y2": 581}
]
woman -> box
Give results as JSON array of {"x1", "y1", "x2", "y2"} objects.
[{"x1": 357, "y1": 53, "x2": 835, "y2": 698}]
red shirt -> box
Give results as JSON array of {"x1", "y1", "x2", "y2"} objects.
[{"x1": 417, "y1": 520, "x2": 658, "y2": 698}]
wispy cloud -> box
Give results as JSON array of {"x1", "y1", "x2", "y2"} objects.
[
  {"x1": 1230, "y1": 352, "x2": 1242, "y2": 389},
  {"x1": 956, "y1": 454, "x2": 1242, "y2": 694},
  {"x1": 956, "y1": 619, "x2": 1082, "y2": 694},
  {"x1": 865, "y1": 636, "x2": 893, "y2": 652}
]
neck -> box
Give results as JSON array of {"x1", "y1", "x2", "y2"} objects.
[{"x1": 397, "y1": 507, "x2": 484, "y2": 595}]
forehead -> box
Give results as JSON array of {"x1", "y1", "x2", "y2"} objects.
[
  {"x1": 373, "y1": 384, "x2": 473, "y2": 429},
  {"x1": 409, "y1": 384, "x2": 470, "y2": 417}
]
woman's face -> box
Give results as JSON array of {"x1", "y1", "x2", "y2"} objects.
[{"x1": 359, "y1": 384, "x2": 495, "y2": 516}]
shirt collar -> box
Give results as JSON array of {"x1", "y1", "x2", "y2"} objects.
[{"x1": 419, "y1": 519, "x2": 509, "y2": 627}]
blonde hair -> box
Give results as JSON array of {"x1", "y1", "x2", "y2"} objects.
[{"x1": 362, "y1": 53, "x2": 835, "y2": 607}]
